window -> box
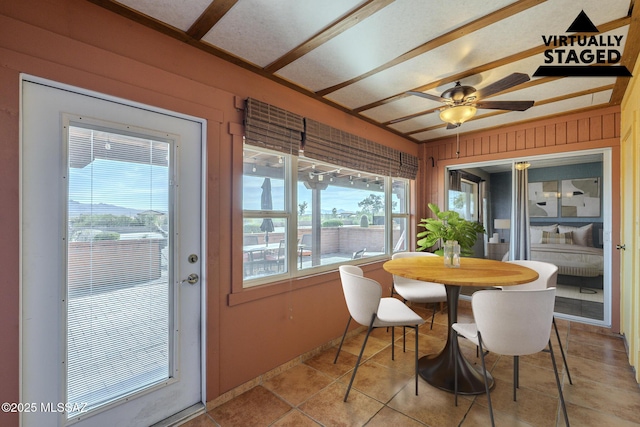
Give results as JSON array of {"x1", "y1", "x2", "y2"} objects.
[
  {"x1": 449, "y1": 178, "x2": 478, "y2": 221},
  {"x1": 391, "y1": 178, "x2": 410, "y2": 252},
  {"x1": 242, "y1": 148, "x2": 289, "y2": 284},
  {"x1": 242, "y1": 146, "x2": 411, "y2": 286},
  {"x1": 67, "y1": 124, "x2": 171, "y2": 416}
]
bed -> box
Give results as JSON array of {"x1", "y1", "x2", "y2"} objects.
[{"x1": 501, "y1": 222, "x2": 604, "y2": 288}]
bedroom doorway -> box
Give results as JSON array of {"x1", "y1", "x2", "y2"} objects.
[{"x1": 447, "y1": 149, "x2": 612, "y2": 327}]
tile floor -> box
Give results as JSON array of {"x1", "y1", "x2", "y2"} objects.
[{"x1": 184, "y1": 302, "x2": 640, "y2": 427}]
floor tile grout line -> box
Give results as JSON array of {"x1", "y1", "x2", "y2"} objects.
[{"x1": 201, "y1": 316, "x2": 637, "y2": 427}]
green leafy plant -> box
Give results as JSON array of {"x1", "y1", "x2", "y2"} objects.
[
  {"x1": 417, "y1": 203, "x2": 485, "y2": 256},
  {"x1": 93, "y1": 231, "x2": 120, "y2": 241}
]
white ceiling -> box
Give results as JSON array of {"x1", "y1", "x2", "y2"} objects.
[{"x1": 94, "y1": 0, "x2": 638, "y2": 143}]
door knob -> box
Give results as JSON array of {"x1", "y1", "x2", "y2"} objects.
[
  {"x1": 616, "y1": 244, "x2": 626, "y2": 250},
  {"x1": 181, "y1": 273, "x2": 199, "y2": 285}
]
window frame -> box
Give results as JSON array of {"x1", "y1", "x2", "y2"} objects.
[
  {"x1": 241, "y1": 147, "x2": 293, "y2": 288},
  {"x1": 449, "y1": 178, "x2": 479, "y2": 222},
  {"x1": 241, "y1": 145, "x2": 412, "y2": 288},
  {"x1": 390, "y1": 177, "x2": 411, "y2": 253}
]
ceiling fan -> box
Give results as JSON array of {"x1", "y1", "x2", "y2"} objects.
[{"x1": 407, "y1": 73, "x2": 535, "y2": 129}]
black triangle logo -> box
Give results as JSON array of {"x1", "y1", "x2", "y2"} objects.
[{"x1": 567, "y1": 10, "x2": 599, "y2": 32}]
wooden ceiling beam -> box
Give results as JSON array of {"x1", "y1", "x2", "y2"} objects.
[
  {"x1": 406, "y1": 84, "x2": 615, "y2": 136},
  {"x1": 316, "y1": 0, "x2": 547, "y2": 97},
  {"x1": 383, "y1": 76, "x2": 562, "y2": 125},
  {"x1": 383, "y1": 107, "x2": 441, "y2": 126},
  {"x1": 187, "y1": 0, "x2": 238, "y2": 40},
  {"x1": 84, "y1": 1, "x2": 635, "y2": 145},
  {"x1": 611, "y1": 1, "x2": 640, "y2": 104},
  {"x1": 263, "y1": 0, "x2": 394, "y2": 73},
  {"x1": 353, "y1": 15, "x2": 631, "y2": 114},
  {"x1": 86, "y1": 0, "x2": 193, "y2": 43}
]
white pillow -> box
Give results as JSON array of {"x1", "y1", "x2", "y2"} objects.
[
  {"x1": 531, "y1": 224, "x2": 558, "y2": 232},
  {"x1": 530, "y1": 228, "x2": 543, "y2": 244},
  {"x1": 558, "y1": 224, "x2": 593, "y2": 247},
  {"x1": 530, "y1": 224, "x2": 557, "y2": 244}
]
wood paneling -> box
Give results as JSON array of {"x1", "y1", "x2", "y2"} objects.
[
  {"x1": 421, "y1": 106, "x2": 619, "y2": 161},
  {"x1": 418, "y1": 105, "x2": 621, "y2": 220}
]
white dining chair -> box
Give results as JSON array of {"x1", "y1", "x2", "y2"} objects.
[
  {"x1": 334, "y1": 265, "x2": 425, "y2": 402},
  {"x1": 503, "y1": 260, "x2": 572, "y2": 386},
  {"x1": 452, "y1": 288, "x2": 569, "y2": 427},
  {"x1": 391, "y1": 252, "x2": 447, "y2": 329}
]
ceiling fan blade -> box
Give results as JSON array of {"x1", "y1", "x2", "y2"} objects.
[
  {"x1": 446, "y1": 123, "x2": 460, "y2": 130},
  {"x1": 406, "y1": 91, "x2": 445, "y2": 103},
  {"x1": 474, "y1": 100, "x2": 534, "y2": 111},
  {"x1": 474, "y1": 73, "x2": 530, "y2": 99}
]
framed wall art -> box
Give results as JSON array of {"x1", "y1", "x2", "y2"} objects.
[
  {"x1": 561, "y1": 177, "x2": 600, "y2": 217},
  {"x1": 528, "y1": 180, "x2": 558, "y2": 217}
]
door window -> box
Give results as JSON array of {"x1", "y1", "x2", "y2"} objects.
[{"x1": 66, "y1": 125, "x2": 172, "y2": 417}]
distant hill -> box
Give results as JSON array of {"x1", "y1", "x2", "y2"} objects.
[{"x1": 68, "y1": 200, "x2": 144, "y2": 218}]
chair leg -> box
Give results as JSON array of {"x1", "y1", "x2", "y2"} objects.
[
  {"x1": 344, "y1": 314, "x2": 376, "y2": 402},
  {"x1": 334, "y1": 316, "x2": 352, "y2": 364},
  {"x1": 553, "y1": 317, "x2": 573, "y2": 385},
  {"x1": 414, "y1": 325, "x2": 419, "y2": 395},
  {"x1": 391, "y1": 326, "x2": 395, "y2": 360},
  {"x1": 513, "y1": 355, "x2": 519, "y2": 401},
  {"x1": 548, "y1": 339, "x2": 570, "y2": 426},
  {"x1": 478, "y1": 333, "x2": 495, "y2": 427}
]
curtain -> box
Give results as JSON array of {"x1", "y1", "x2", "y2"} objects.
[
  {"x1": 303, "y1": 118, "x2": 418, "y2": 179},
  {"x1": 244, "y1": 101, "x2": 419, "y2": 180},
  {"x1": 244, "y1": 98, "x2": 304, "y2": 155},
  {"x1": 509, "y1": 164, "x2": 531, "y2": 260},
  {"x1": 449, "y1": 170, "x2": 462, "y2": 191}
]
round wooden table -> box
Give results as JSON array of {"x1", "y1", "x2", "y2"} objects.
[{"x1": 383, "y1": 256, "x2": 538, "y2": 394}]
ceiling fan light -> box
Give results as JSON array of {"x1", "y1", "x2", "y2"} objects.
[{"x1": 439, "y1": 105, "x2": 477, "y2": 125}]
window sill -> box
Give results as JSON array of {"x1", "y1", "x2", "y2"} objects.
[{"x1": 227, "y1": 259, "x2": 387, "y2": 306}]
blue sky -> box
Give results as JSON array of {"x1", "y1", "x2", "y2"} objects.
[
  {"x1": 69, "y1": 159, "x2": 169, "y2": 212},
  {"x1": 242, "y1": 175, "x2": 381, "y2": 213},
  {"x1": 70, "y1": 160, "x2": 385, "y2": 214}
]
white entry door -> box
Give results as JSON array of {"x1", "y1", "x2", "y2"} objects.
[{"x1": 21, "y1": 78, "x2": 205, "y2": 426}]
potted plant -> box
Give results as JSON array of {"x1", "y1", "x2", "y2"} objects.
[{"x1": 417, "y1": 203, "x2": 485, "y2": 256}]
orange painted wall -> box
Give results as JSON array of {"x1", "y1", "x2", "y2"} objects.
[
  {"x1": 418, "y1": 106, "x2": 621, "y2": 332},
  {"x1": 0, "y1": 0, "x2": 416, "y2": 422}
]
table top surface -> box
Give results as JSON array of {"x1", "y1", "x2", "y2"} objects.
[
  {"x1": 243, "y1": 243, "x2": 281, "y2": 252},
  {"x1": 383, "y1": 256, "x2": 539, "y2": 287}
]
